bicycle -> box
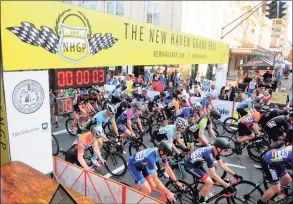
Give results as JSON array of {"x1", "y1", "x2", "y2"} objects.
[
  {"x1": 52, "y1": 134, "x2": 59, "y2": 156},
  {"x1": 61, "y1": 138, "x2": 127, "y2": 177},
  {"x1": 233, "y1": 164, "x2": 293, "y2": 204},
  {"x1": 106, "y1": 132, "x2": 147, "y2": 156}
]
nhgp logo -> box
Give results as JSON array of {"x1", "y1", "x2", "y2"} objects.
[{"x1": 7, "y1": 9, "x2": 118, "y2": 64}]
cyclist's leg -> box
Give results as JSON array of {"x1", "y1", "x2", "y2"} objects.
[
  {"x1": 279, "y1": 167, "x2": 292, "y2": 191},
  {"x1": 118, "y1": 124, "x2": 131, "y2": 143},
  {"x1": 72, "y1": 111, "x2": 80, "y2": 130},
  {"x1": 260, "y1": 163, "x2": 281, "y2": 202},
  {"x1": 185, "y1": 162, "x2": 213, "y2": 197},
  {"x1": 185, "y1": 130, "x2": 195, "y2": 151},
  {"x1": 237, "y1": 123, "x2": 254, "y2": 143},
  {"x1": 128, "y1": 163, "x2": 151, "y2": 195}
]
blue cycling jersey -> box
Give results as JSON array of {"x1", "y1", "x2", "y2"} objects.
[
  {"x1": 237, "y1": 99, "x2": 253, "y2": 110},
  {"x1": 166, "y1": 125, "x2": 180, "y2": 141},
  {"x1": 263, "y1": 145, "x2": 292, "y2": 167},
  {"x1": 129, "y1": 148, "x2": 167, "y2": 171},
  {"x1": 186, "y1": 146, "x2": 220, "y2": 168},
  {"x1": 94, "y1": 110, "x2": 111, "y2": 126},
  {"x1": 174, "y1": 107, "x2": 194, "y2": 119},
  {"x1": 200, "y1": 97, "x2": 210, "y2": 108}
]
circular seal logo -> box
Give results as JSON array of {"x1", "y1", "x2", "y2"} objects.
[{"x1": 12, "y1": 79, "x2": 44, "y2": 114}]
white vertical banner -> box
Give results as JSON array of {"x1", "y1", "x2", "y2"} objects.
[
  {"x1": 3, "y1": 71, "x2": 52, "y2": 174},
  {"x1": 212, "y1": 100, "x2": 234, "y2": 122}
]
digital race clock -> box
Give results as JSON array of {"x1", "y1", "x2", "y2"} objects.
[{"x1": 49, "y1": 68, "x2": 106, "y2": 89}]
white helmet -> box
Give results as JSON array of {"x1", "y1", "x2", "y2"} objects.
[
  {"x1": 191, "y1": 102, "x2": 203, "y2": 111},
  {"x1": 106, "y1": 103, "x2": 117, "y2": 114},
  {"x1": 133, "y1": 101, "x2": 143, "y2": 110},
  {"x1": 90, "y1": 125, "x2": 106, "y2": 138},
  {"x1": 175, "y1": 117, "x2": 188, "y2": 129}
]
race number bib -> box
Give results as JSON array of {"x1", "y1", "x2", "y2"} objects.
[
  {"x1": 266, "y1": 121, "x2": 277, "y2": 128},
  {"x1": 158, "y1": 127, "x2": 167, "y2": 134},
  {"x1": 191, "y1": 148, "x2": 205, "y2": 162},
  {"x1": 274, "y1": 148, "x2": 289, "y2": 159},
  {"x1": 175, "y1": 109, "x2": 183, "y2": 116},
  {"x1": 244, "y1": 115, "x2": 253, "y2": 123},
  {"x1": 135, "y1": 149, "x2": 147, "y2": 161}
]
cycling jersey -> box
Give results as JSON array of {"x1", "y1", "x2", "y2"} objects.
[
  {"x1": 77, "y1": 132, "x2": 95, "y2": 154},
  {"x1": 200, "y1": 97, "x2": 210, "y2": 108},
  {"x1": 94, "y1": 110, "x2": 112, "y2": 126},
  {"x1": 116, "y1": 101, "x2": 131, "y2": 119},
  {"x1": 262, "y1": 145, "x2": 292, "y2": 184},
  {"x1": 116, "y1": 108, "x2": 140, "y2": 124},
  {"x1": 185, "y1": 116, "x2": 209, "y2": 143},
  {"x1": 128, "y1": 148, "x2": 167, "y2": 184},
  {"x1": 173, "y1": 107, "x2": 195, "y2": 119},
  {"x1": 264, "y1": 115, "x2": 289, "y2": 142},
  {"x1": 152, "y1": 95, "x2": 163, "y2": 105},
  {"x1": 239, "y1": 112, "x2": 261, "y2": 127},
  {"x1": 188, "y1": 97, "x2": 201, "y2": 107},
  {"x1": 237, "y1": 99, "x2": 253, "y2": 110},
  {"x1": 73, "y1": 96, "x2": 85, "y2": 114},
  {"x1": 135, "y1": 94, "x2": 148, "y2": 103},
  {"x1": 185, "y1": 146, "x2": 220, "y2": 181}
]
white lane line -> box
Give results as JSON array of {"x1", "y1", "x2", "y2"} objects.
[
  {"x1": 52, "y1": 129, "x2": 67, "y2": 136},
  {"x1": 104, "y1": 163, "x2": 128, "y2": 178},
  {"x1": 214, "y1": 161, "x2": 246, "y2": 169}
]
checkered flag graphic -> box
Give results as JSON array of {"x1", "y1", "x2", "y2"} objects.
[
  {"x1": 7, "y1": 22, "x2": 59, "y2": 54},
  {"x1": 89, "y1": 33, "x2": 118, "y2": 55}
]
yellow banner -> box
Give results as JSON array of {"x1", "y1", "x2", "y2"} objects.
[
  {"x1": 271, "y1": 92, "x2": 287, "y2": 105},
  {"x1": 1, "y1": 1, "x2": 229, "y2": 71},
  {"x1": 0, "y1": 81, "x2": 10, "y2": 166}
]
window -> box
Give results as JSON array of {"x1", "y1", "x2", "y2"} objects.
[
  {"x1": 145, "y1": 1, "x2": 161, "y2": 25},
  {"x1": 81, "y1": 1, "x2": 97, "y2": 10},
  {"x1": 106, "y1": 1, "x2": 124, "y2": 16}
]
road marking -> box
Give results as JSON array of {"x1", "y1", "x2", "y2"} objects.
[
  {"x1": 52, "y1": 129, "x2": 67, "y2": 136},
  {"x1": 214, "y1": 161, "x2": 246, "y2": 169},
  {"x1": 104, "y1": 163, "x2": 128, "y2": 178}
]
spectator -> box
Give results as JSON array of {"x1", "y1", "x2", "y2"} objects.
[
  {"x1": 174, "y1": 72, "x2": 181, "y2": 87},
  {"x1": 234, "y1": 89, "x2": 245, "y2": 102},
  {"x1": 263, "y1": 71, "x2": 272, "y2": 82},
  {"x1": 280, "y1": 87, "x2": 290, "y2": 106},
  {"x1": 144, "y1": 69, "x2": 152, "y2": 85},
  {"x1": 189, "y1": 85, "x2": 201, "y2": 97},
  {"x1": 208, "y1": 84, "x2": 218, "y2": 100},
  {"x1": 158, "y1": 72, "x2": 166, "y2": 88},
  {"x1": 137, "y1": 74, "x2": 144, "y2": 83},
  {"x1": 164, "y1": 81, "x2": 176, "y2": 96},
  {"x1": 125, "y1": 75, "x2": 133, "y2": 96},
  {"x1": 152, "y1": 74, "x2": 164, "y2": 92},
  {"x1": 150, "y1": 67, "x2": 156, "y2": 74},
  {"x1": 245, "y1": 77, "x2": 257, "y2": 97}
]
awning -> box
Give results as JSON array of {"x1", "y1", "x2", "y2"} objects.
[
  {"x1": 238, "y1": 56, "x2": 274, "y2": 70},
  {"x1": 230, "y1": 48, "x2": 271, "y2": 57}
]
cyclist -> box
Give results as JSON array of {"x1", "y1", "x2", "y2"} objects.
[
  {"x1": 257, "y1": 145, "x2": 292, "y2": 204},
  {"x1": 128, "y1": 140, "x2": 182, "y2": 202},
  {"x1": 148, "y1": 91, "x2": 166, "y2": 123},
  {"x1": 186, "y1": 107, "x2": 221, "y2": 150},
  {"x1": 236, "y1": 96, "x2": 260, "y2": 117},
  {"x1": 134, "y1": 88, "x2": 149, "y2": 103},
  {"x1": 200, "y1": 93, "x2": 216, "y2": 116},
  {"x1": 263, "y1": 112, "x2": 293, "y2": 148},
  {"x1": 116, "y1": 101, "x2": 144, "y2": 144},
  {"x1": 77, "y1": 125, "x2": 108, "y2": 171},
  {"x1": 173, "y1": 105, "x2": 197, "y2": 122},
  {"x1": 89, "y1": 90, "x2": 99, "y2": 111},
  {"x1": 116, "y1": 96, "x2": 132, "y2": 119},
  {"x1": 259, "y1": 106, "x2": 289, "y2": 128},
  {"x1": 185, "y1": 138, "x2": 241, "y2": 204},
  {"x1": 237, "y1": 110, "x2": 263, "y2": 144},
  {"x1": 72, "y1": 92, "x2": 90, "y2": 131},
  {"x1": 94, "y1": 103, "x2": 119, "y2": 136},
  {"x1": 82, "y1": 91, "x2": 96, "y2": 115}
]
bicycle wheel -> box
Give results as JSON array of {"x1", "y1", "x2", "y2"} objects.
[
  {"x1": 52, "y1": 135, "x2": 60, "y2": 156},
  {"x1": 233, "y1": 180, "x2": 263, "y2": 204},
  {"x1": 104, "y1": 152, "x2": 127, "y2": 177},
  {"x1": 129, "y1": 140, "x2": 147, "y2": 156},
  {"x1": 215, "y1": 195, "x2": 246, "y2": 204},
  {"x1": 247, "y1": 140, "x2": 270, "y2": 163},
  {"x1": 150, "y1": 124, "x2": 161, "y2": 138},
  {"x1": 65, "y1": 118, "x2": 77, "y2": 136},
  {"x1": 139, "y1": 116, "x2": 151, "y2": 133},
  {"x1": 224, "y1": 117, "x2": 238, "y2": 134},
  {"x1": 218, "y1": 136, "x2": 236, "y2": 157},
  {"x1": 214, "y1": 120, "x2": 225, "y2": 136},
  {"x1": 165, "y1": 180, "x2": 196, "y2": 204}
]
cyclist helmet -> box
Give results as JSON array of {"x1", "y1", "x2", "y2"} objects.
[
  {"x1": 254, "y1": 104, "x2": 262, "y2": 112},
  {"x1": 90, "y1": 90, "x2": 98, "y2": 96},
  {"x1": 206, "y1": 93, "x2": 212, "y2": 99},
  {"x1": 82, "y1": 91, "x2": 89, "y2": 97},
  {"x1": 160, "y1": 91, "x2": 166, "y2": 97},
  {"x1": 133, "y1": 101, "x2": 143, "y2": 110},
  {"x1": 142, "y1": 88, "x2": 148, "y2": 94},
  {"x1": 260, "y1": 106, "x2": 270, "y2": 114},
  {"x1": 90, "y1": 125, "x2": 106, "y2": 138},
  {"x1": 175, "y1": 117, "x2": 188, "y2": 129},
  {"x1": 191, "y1": 102, "x2": 203, "y2": 111},
  {"x1": 213, "y1": 137, "x2": 231, "y2": 149},
  {"x1": 210, "y1": 110, "x2": 221, "y2": 120},
  {"x1": 106, "y1": 103, "x2": 117, "y2": 114},
  {"x1": 158, "y1": 140, "x2": 173, "y2": 156},
  {"x1": 125, "y1": 96, "x2": 132, "y2": 103}
]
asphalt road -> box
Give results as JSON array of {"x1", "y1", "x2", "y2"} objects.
[{"x1": 51, "y1": 116, "x2": 266, "y2": 202}]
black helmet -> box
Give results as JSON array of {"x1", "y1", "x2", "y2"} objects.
[
  {"x1": 90, "y1": 90, "x2": 98, "y2": 96},
  {"x1": 253, "y1": 104, "x2": 262, "y2": 112},
  {"x1": 270, "y1": 109, "x2": 280, "y2": 118},
  {"x1": 160, "y1": 91, "x2": 166, "y2": 97},
  {"x1": 82, "y1": 91, "x2": 89, "y2": 97},
  {"x1": 210, "y1": 110, "x2": 221, "y2": 120},
  {"x1": 213, "y1": 138, "x2": 231, "y2": 149},
  {"x1": 159, "y1": 140, "x2": 173, "y2": 156},
  {"x1": 125, "y1": 96, "x2": 132, "y2": 103},
  {"x1": 260, "y1": 106, "x2": 270, "y2": 114}
]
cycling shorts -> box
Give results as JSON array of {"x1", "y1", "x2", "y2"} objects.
[
  {"x1": 128, "y1": 159, "x2": 156, "y2": 185},
  {"x1": 184, "y1": 161, "x2": 208, "y2": 182},
  {"x1": 238, "y1": 122, "x2": 252, "y2": 136},
  {"x1": 74, "y1": 106, "x2": 80, "y2": 114},
  {"x1": 118, "y1": 124, "x2": 128, "y2": 133},
  {"x1": 261, "y1": 162, "x2": 287, "y2": 184}
]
